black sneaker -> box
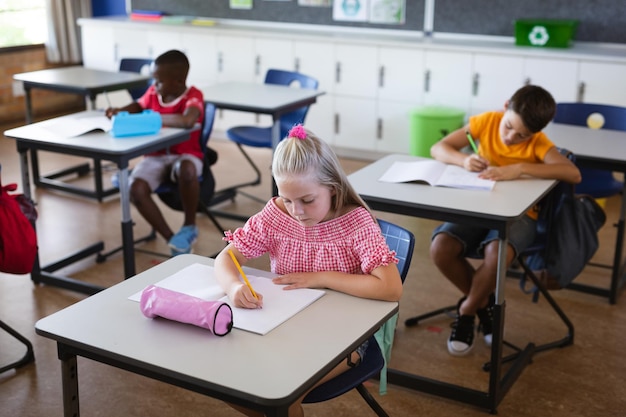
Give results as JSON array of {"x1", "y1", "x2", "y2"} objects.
[
  {"x1": 476, "y1": 293, "x2": 495, "y2": 346},
  {"x1": 448, "y1": 314, "x2": 475, "y2": 356}
]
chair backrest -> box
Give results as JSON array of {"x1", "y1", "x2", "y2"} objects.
[
  {"x1": 119, "y1": 58, "x2": 153, "y2": 100},
  {"x1": 156, "y1": 101, "x2": 218, "y2": 211},
  {"x1": 554, "y1": 102, "x2": 626, "y2": 131},
  {"x1": 377, "y1": 219, "x2": 415, "y2": 283},
  {"x1": 553, "y1": 102, "x2": 626, "y2": 197},
  {"x1": 264, "y1": 69, "x2": 319, "y2": 137}
]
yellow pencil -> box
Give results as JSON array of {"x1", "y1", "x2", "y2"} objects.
[{"x1": 228, "y1": 249, "x2": 258, "y2": 299}]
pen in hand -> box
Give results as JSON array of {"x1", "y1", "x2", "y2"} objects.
[
  {"x1": 466, "y1": 131, "x2": 479, "y2": 154},
  {"x1": 228, "y1": 249, "x2": 258, "y2": 299}
]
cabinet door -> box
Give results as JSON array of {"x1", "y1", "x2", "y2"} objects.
[
  {"x1": 334, "y1": 43, "x2": 378, "y2": 98},
  {"x1": 378, "y1": 47, "x2": 424, "y2": 104},
  {"x1": 182, "y1": 32, "x2": 218, "y2": 91},
  {"x1": 81, "y1": 25, "x2": 116, "y2": 70},
  {"x1": 423, "y1": 50, "x2": 472, "y2": 115},
  {"x1": 147, "y1": 30, "x2": 182, "y2": 60},
  {"x1": 255, "y1": 38, "x2": 295, "y2": 82},
  {"x1": 333, "y1": 97, "x2": 377, "y2": 150},
  {"x1": 523, "y1": 57, "x2": 578, "y2": 103},
  {"x1": 578, "y1": 61, "x2": 626, "y2": 106},
  {"x1": 215, "y1": 35, "x2": 256, "y2": 130},
  {"x1": 376, "y1": 100, "x2": 413, "y2": 154},
  {"x1": 113, "y1": 28, "x2": 150, "y2": 65},
  {"x1": 470, "y1": 53, "x2": 524, "y2": 116},
  {"x1": 294, "y1": 39, "x2": 335, "y2": 142}
]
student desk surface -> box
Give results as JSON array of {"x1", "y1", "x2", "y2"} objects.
[
  {"x1": 544, "y1": 122, "x2": 626, "y2": 304},
  {"x1": 348, "y1": 153, "x2": 556, "y2": 413},
  {"x1": 35, "y1": 254, "x2": 398, "y2": 417},
  {"x1": 4, "y1": 111, "x2": 196, "y2": 294},
  {"x1": 13, "y1": 66, "x2": 152, "y2": 201}
]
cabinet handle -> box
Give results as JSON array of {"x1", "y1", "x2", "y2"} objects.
[
  {"x1": 524, "y1": 77, "x2": 531, "y2": 86},
  {"x1": 114, "y1": 43, "x2": 119, "y2": 62},
  {"x1": 294, "y1": 57, "x2": 300, "y2": 72},
  {"x1": 379, "y1": 66, "x2": 385, "y2": 88},
  {"x1": 377, "y1": 118, "x2": 383, "y2": 139},
  {"x1": 424, "y1": 70, "x2": 430, "y2": 93},
  {"x1": 148, "y1": 46, "x2": 153, "y2": 59},
  {"x1": 472, "y1": 73, "x2": 480, "y2": 96},
  {"x1": 577, "y1": 82, "x2": 586, "y2": 102},
  {"x1": 334, "y1": 113, "x2": 340, "y2": 134},
  {"x1": 255, "y1": 55, "x2": 260, "y2": 77},
  {"x1": 336, "y1": 62, "x2": 341, "y2": 84},
  {"x1": 218, "y1": 52, "x2": 223, "y2": 73}
]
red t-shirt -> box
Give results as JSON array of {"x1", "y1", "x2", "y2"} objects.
[{"x1": 138, "y1": 85, "x2": 204, "y2": 159}]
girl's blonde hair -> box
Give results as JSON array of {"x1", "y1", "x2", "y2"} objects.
[{"x1": 272, "y1": 126, "x2": 372, "y2": 215}]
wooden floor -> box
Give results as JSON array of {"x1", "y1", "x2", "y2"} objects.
[{"x1": 1, "y1": 119, "x2": 625, "y2": 417}]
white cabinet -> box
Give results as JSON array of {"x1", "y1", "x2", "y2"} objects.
[
  {"x1": 423, "y1": 50, "x2": 473, "y2": 114},
  {"x1": 182, "y1": 32, "x2": 218, "y2": 91},
  {"x1": 254, "y1": 38, "x2": 295, "y2": 82},
  {"x1": 82, "y1": 25, "x2": 116, "y2": 70},
  {"x1": 470, "y1": 53, "x2": 524, "y2": 116},
  {"x1": 333, "y1": 96, "x2": 377, "y2": 150},
  {"x1": 523, "y1": 57, "x2": 578, "y2": 104},
  {"x1": 578, "y1": 61, "x2": 626, "y2": 107},
  {"x1": 214, "y1": 34, "x2": 256, "y2": 130},
  {"x1": 334, "y1": 43, "x2": 379, "y2": 98},
  {"x1": 294, "y1": 39, "x2": 336, "y2": 142}
]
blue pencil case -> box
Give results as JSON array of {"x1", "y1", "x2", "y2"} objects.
[{"x1": 111, "y1": 110, "x2": 162, "y2": 138}]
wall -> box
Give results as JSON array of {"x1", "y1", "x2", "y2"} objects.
[
  {"x1": 0, "y1": 46, "x2": 84, "y2": 124},
  {"x1": 131, "y1": 0, "x2": 625, "y2": 44}
]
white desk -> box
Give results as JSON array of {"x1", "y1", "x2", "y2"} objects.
[
  {"x1": 35, "y1": 254, "x2": 398, "y2": 417},
  {"x1": 545, "y1": 123, "x2": 626, "y2": 303},
  {"x1": 202, "y1": 82, "x2": 324, "y2": 198},
  {"x1": 348, "y1": 154, "x2": 557, "y2": 413},
  {"x1": 4, "y1": 111, "x2": 196, "y2": 294},
  {"x1": 13, "y1": 66, "x2": 151, "y2": 201}
]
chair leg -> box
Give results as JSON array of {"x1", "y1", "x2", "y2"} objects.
[
  {"x1": 355, "y1": 384, "x2": 390, "y2": 417},
  {"x1": 96, "y1": 230, "x2": 157, "y2": 263},
  {"x1": 404, "y1": 305, "x2": 456, "y2": 327},
  {"x1": 0, "y1": 320, "x2": 35, "y2": 374}
]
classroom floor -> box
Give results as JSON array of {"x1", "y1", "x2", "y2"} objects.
[{"x1": 1, "y1": 118, "x2": 625, "y2": 417}]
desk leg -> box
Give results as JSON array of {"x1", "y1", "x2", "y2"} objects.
[
  {"x1": 270, "y1": 119, "x2": 280, "y2": 197},
  {"x1": 58, "y1": 344, "x2": 80, "y2": 417},
  {"x1": 609, "y1": 185, "x2": 626, "y2": 304},
  {"x1": 118, "y1": 167, "x2": 136, "y2": 278}
]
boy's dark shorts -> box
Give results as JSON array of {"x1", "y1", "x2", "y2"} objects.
[{"x1": 432, "y1": 215, "x2": 537, "y2": 258}]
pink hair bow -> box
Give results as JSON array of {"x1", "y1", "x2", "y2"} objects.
[{"x1": 288, "y1": 124, "x2": 307, "y2": 140}]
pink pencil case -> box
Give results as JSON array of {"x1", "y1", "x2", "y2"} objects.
[{"x1": 140, "y1": 285, "x2": 233, "y2": 336}]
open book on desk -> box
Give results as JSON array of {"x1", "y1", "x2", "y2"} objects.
[
  {"x1": 42, "y1": 113, "x2": 112, "y2": 137},
  {"x1": 129, "y1": 263, "x2": 325, "y2": 335},
  {"x1": 379, "y1": 159, "x2": 496, "y2": 191}
]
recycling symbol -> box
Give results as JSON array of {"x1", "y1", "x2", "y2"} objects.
[{"x1": 528, "y1": 25, "x2": 550, "y2": 46}]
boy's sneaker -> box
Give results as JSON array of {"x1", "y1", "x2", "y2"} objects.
[
  {"x1": 168, "y1": 225, "x2": 198, "y2": 256},
  {"x1": 476, "y1": 293, "x2": 495, "y2": 346},
  {"x1": 448, "y1": 314, "x2": 475, "y2": 356}
]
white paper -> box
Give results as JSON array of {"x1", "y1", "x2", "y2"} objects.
[
  {"x1": 129, "y1": 263, "x2": 325, "y2": 335},
  {"x1": 42, "y1": 114, "x2": 112, "y2": 137},
  {"x1": 379, "y1": 160, "x2": 496, "y2": 191}
]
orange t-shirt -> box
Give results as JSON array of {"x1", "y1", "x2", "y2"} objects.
[{"x1": 469, "y1": 111, "x2": 555, "y2": 219}]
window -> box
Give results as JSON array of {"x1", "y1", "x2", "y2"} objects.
[{"x1": 0, "y1": 0, "x2": 47, "y2": 48}]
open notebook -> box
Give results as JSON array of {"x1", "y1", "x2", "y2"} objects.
[
  {"x1": 379, "y1": 159, "x2": 496, "y2": 191},
  {"x1": 42, "y1": 113, "x2": 112, "y2": 137},
  {"x1": 129, "y1": 263, "x2": 325, "y2": 335}
]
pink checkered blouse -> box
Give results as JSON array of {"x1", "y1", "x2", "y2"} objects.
[{"x1": 224, "y1": 198, "x2": 398, "y2": 276}]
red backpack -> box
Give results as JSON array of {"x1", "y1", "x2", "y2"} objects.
[{"x1": 0, "y1": 181, "x2": 38, "y2": 274}]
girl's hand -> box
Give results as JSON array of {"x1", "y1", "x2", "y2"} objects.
[
  {"x1": 228, "y1": 283, "x2": 263, "y2": 309},
  {"x1": 463, "y1": 154, "x2": 489, "y2": 172},
  {"x1": 272, "y1": 272, "x2": 320, "y2": 290}
]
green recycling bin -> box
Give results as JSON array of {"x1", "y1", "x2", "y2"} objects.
[{"x1": 409, "y1": 106, "x2": 465, "y2": 157}]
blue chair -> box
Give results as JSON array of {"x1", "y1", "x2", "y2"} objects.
[
  {"x1": 553, "y1": 102, "x2": 626, "y2": 197},
  {"x1": 119, "y1": 58, "x2": 153, "y2": 100},
  {"x1": 302, "y1": 219, "x2": 415, "y2": 417},
  {"x1": 225, "y1": 69, "x2": 319, "y2": 196},
  {"x1": 98, "y1": 102, "x2": 224, "y2": 261}
]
